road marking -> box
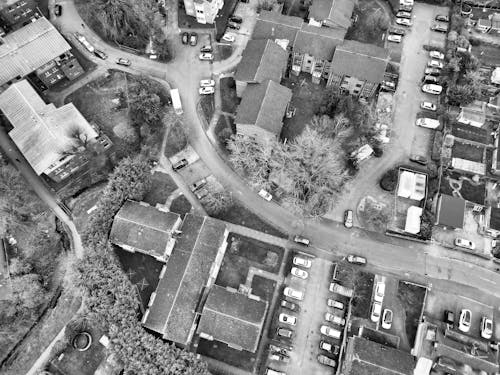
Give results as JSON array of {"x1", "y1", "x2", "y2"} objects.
[
  {"x1": 478, "y1": 275, "x2": 496, "y2": 285},
  {"x1": 461, "y1": 296, "x2": 493, "y2": 309}
]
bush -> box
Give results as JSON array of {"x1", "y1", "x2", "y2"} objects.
[
  {"x1": 431, "y1": 132, "x2": 443, "y2": 161},
  {"x1": 380, "y1": 168, "x2": 398, "y2": 192}
]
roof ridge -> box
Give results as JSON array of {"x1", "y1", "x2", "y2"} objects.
[
  {"x1": 254, "y1": 81, "x2": 272, "y2": 127},
  {"x1": 255, "y1": 40, "x2": 271, "y2": 80}
]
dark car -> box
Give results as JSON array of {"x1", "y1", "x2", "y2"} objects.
[
  {"x1": 389, "y1": 27, "x2": 406, "y2": 36},
  {"x1": 423, "y1": 75, "x2": 439, "y2": 84},
  {"x1": 54, "y1": 4, "x2": 62, "y2": 16},
  {"x1": 189, "y1": 32, "x2": 198, "y2": 46},
  {"x1": 229, "y1": 15, "x2": 243, "y2": 23},
  {"x1": 172, "y1": 158, "x2": 188, "y2": 170},
  {"x1": 181, "y1": 32, "x2": 189, "y2": 44},
  {"x1": 227, "y1": 22, "x2": 241, "y2": 30},
  {"x1": 115, "y1": 57, "x2": 131, "y2": 66},
  {"x1": 435, "y1": 14, "x2": 449, "y2": 22},
  {"x1": 409, "y1": 155, "x2": 428, "y2": 165},
  {"x1": 424, "y1": 67, "x2": 441, "y2": 76},
  {"x1": 444, "y1": 310, "x2": 455, "y2": 326},
  {"x1": 94, "y1": 49, "x2": 107, "y2": 60},
  {"x1": 200, "y1": 45, "x2": 212, "y2": 53},
  {"x1": 281, "y1": 299, "x2": 299, "y2": 312}
]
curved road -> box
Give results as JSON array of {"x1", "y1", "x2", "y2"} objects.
[{"x1": 46, "y1": 1, "x2": 500, "y2": 299}]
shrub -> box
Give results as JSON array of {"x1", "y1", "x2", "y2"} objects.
[{"x1": 380, "y1": 168, "x2": 399, "y2": 192}]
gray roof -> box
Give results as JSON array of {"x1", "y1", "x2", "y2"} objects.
[
  {"x1": 253, "y1": 10, "x2": 303, "y2": 44},
  {"x1": 0, "y1": 17, "x2": 71, "y2": 86},
  {"x1": 142, "y1": 215, "x2": 228, "y2": 346},
  {"x1": 309, "y1": 0, "x2": 355, "y2": 29},
  {"x1": 331, "y1": 40, "x2": 390, "y2": 83},
  {"x1": 110, "y1": 200, "x2": 181, "y2": 259},
  {"x1": 235, "y1": 39, "x2": 288, "y2": 83},
  {"x1": 197, "y1": 285, "x2": 268, "y2": 352},
  {"x1": 294, "y1": 24, "x2": 345, "y2": 60},
  {"x1": 343, "y1": 336, "x2": 415, "y2": 375},
  {"x1": 436, "y1": 194, "x2": 466, "y2": 228},
  {"x1": 235, "y1": 80, "x2": 292, "y2": 135}
]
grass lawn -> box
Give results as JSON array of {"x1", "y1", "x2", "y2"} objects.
[
  {"x1": 397, "y1": 281, "x2": 427, "y2": 346},
  {"x1": 451, "y1": 141, "x2": 485, "y2": 163},
  {"x1": 169, "y1": 195, "x2": 192, "y2": 217},
  {"x1": 219, "y1": 77, "x2": 239, "y2": 113},
  {"x1": 212, "y1": 201, "x2": 286, "y2": 238},
  {"x1": 164, "y1": 120, "x2": 188, "y2": 158},
  {"x1": 197, "y1": 338, "x2": 256, "y2": 371},
  {"x1": 143, "y1": 172, "x2": 177, "y2": 206},
  {"x1": 214, "y1": 115, "x2": 235, "y2": 152},
  {"x1": 283, "y1": 0, "x2": 308, "y2": 17},
  {"x1": 218, "y1": 45, "x2": 233, "y2": 60},
  {"x1": 200, "y1": 95, "x2": 215, "y2": 125},
  {"x1": 472, "y1": 43, "x2": 500, "y2": 67},
  {"x1": 67, "y1": 183, "x2": 107, "y2": 233},
  {"x1": 345, "y1": 0, "x2": 388, "y2": 47},
  {"x1": 351, "y1": 271, "x2": 375, "y2": 319},
  {"x1": 440, "y1": 171, "x2": 486, "y2": 205},
  {"x1": 251, "y1": 275, "x2": 276, "y2": 302},
  {"x1": 281, "y1": 73, "x2": 328, "y2": 141}
]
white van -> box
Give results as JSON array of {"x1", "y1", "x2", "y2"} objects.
[
  {"x1": 422, "y1": 84, "x2": 442, "y2": 95},
  {"x1": 416, "y1": 118, "x2": 440, "y2": 129},
  {"x1": 266, "y1": 369, "x2": 286, "y2": 375}
]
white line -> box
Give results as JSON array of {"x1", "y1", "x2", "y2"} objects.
[
  {"x1": 461, "y1": 296, "x2": 493, "y2": 309},
  {"x1": 478, "y1": 276, "x2": 497, "y2": 285}
]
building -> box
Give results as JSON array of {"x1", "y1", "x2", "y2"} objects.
[
  {"x1": 491, "y1": 12, "x2": 500, "y2": 33},
  {"x1": 457, "y1": 100, "x2": 487, "y2": 127},
  {"x1": 435, "y1": 194, "x2": 466, "y2": 229},
  {"x1": 141, "y1": 214, "x2": 229, "y2": 347},
  {"x1": 308, "y1": 0, "x2": 355, "y2": 30},
  {"x1": 197, "y1": 285, "x2": 268, "y2": 352},
  {"x1": 329, "y1": 40, "x2": 390, "y2": 97},
  {"x1": 234, "y1": 39, "x2": 288, "y2": 97},
  {"x1": 0, "y1": 0, "x2": 37, "y2": 31},
  {"x1": 0, "y1": 80, "x2": 98, "y2": 181},
  {"x1": 476, "y1": 18, "x2": 492, "y2": 33},
  {"x1": 0, "y1": 17, "x2": 81, "y2": 87},
  {"x1": 36, "y1": 54, "x2": 84, "y2": 87},
  {"x1": 182, "y1": 0, "x2": 222, "y2": 24},
  {"x1": 235, "y1": 80, "x2": 292, "y2": 140},
  {"x1": 109, "y1": 200, "x2": 183, "y2": 261},
  {"x1": 342, "y1": 336, "x2": 415, "y2": 375}
]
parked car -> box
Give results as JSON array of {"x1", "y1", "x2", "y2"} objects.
[
  {"x1": 327, "y1": 299, "x2": 344, "y2": 310},
  {"x1": 291, "y1": 267, "x2": 308, "y2": 279},
  {"x1": 329, "y1": 283, "x2": 354, "y2": 298},
  {"x1": 382, "y1": 80, "x2": 396, "y2": 91},
  {"x1": 371, "y1": 301, "x2": 382, "y2": 322},
  {"x1": 459, "y1": 309, "x2": 472, "y2": 332},
  {"x1": 293, "y1": 256, "x2": 312, "y2": 268},
  {"x1": 258, "y1": 189, "x2": 273, "y2": 201},
  {"x1": 455, "y1": 238, "x2": 475, "y2": 250},
  {"x1": 444, "y1": 310, "x2": 455, "y2": 326},
  {"x1": 269, "y1": 344, "x2": 289, "y2": 356},
  {"x1": 181, "y1": 32, "x2": 189, "y2": 44},
  {"x1": 191, "y1": 178, "x2": 207, "y2": 191},
  {"x1": 269, "y1": 353, "x2": 290, "y2": 363},
  {"x1": 424, "y1": 67, "x2": 441, "y2": 76},
  {"x1": 265, "y1": 369, "x2": 285, "y2": 375},
  {"x1": 317, "y1": 355, "x2": 336, "y2": 368},
  {"x1": 199, "y1": 52, "x2": 213, "y2": 61},
  {"x1": 416, "y1": 117, "x2": 440, "y2": 129},
  {"x1": 74, "y1": 33, "x2": 95, "y2": 53},
  {"x1": 346, "y1": 255, "x2": 366, "y2": 265},
  {"x1": 94, "y1": 49, "x2": 107, "y2": 60},
  {"x1": 374, "y1": 282, "x2": 385, "y2": 302},
  {"x1": 54, "y1": 4, "x2": 62, "y2": 16},
  {"x1": 388, "y1": 34, "x2": 403, "y2": 43},
  {"x1": 481, "y1": 317, "x2": 493, "y2": 339},
  {"x1": 435, "y1": 14, "x2": 449, "y2": 22},
  {"x1": 396, "y1": 18, "x2": 412, "y2": 26},
  {"x1": 421, "y1": 83, "x2": 442, "y2": 94},
  {"x1": 409, "y1": 155, "x2": 428, "y2": 165},
  {"x1": 227, "y1": 21, "x2": 241, "y2": 30},
  {"x1": 325, "y1": 313, "x2": 345, "y2": 326},
  {"x1": 427, "y1": 59, "x2": 444, "y2": 69},
  {"x1": 281, "y1": 299, "x2": 299, "y2": 311},
  {"x1": 200, "y1": 45, "x2": 213, "y2": 53},
  {"x1": 320, "y1": 325, "x2": 341, "y2": 339},
  {"x1": 115, "y1": 57, "x2": 131, "y2": 66},
  {"x1": 431, "y1": 23, "x2": 448, "y2": 32},
  {"x1": 189, "y1": 32, "x2": 198, "y2": 46},
  {"x1": 277, "y1": 327, "x2": 293, "y2": 338},
  {"x1": 423, "y1": 75, "x2": 439, "y2": 84},
  {"x1": 284, "y1": 287, "x2": 304, "y2": 301},
  {"x1": 389, "y1": 27, "x2": 406, "y2": 35},
  {"x1": 420, "y1": 101, "x2": 437, "y2": 111},
  {"x1": 199, "y1": 87, "x2": 215, "y2": 95},
  {"x1": 382, "y1": 309, "x2": 393, "y2": 329},
  {"x1": 293, "y1": 236, "x2": 310, "y2": 246},
  {"x1": 222, "y1": 33, "x2": 236, "y2": 43},
  {"x1": 429, "y1": 50, "x2": 444, "y2": 60},
  {"x1": 396, "y1": 11, "x2": 412, "y2": 18},
  {"x1": 195, "y1": 187, "x2": 209, "y2": 200},
  {"x1": 200, "y1": 79, "x2": 215, "y2": 87},
  {"x1": 229, "y1": 15, "x2": 243, "y2": 23},
  {"x1": 319, "y1": 341, "x2": 340, "y2": 355},
  {"x1": 344, "y1": 210, "x2": 353, "y2": 228},
  {"x1": 172, "y1": 158, "x2": 188, "y2": 170},
  {"x1": 279, "y1": 313, "x2": 297, "y2": 326}
]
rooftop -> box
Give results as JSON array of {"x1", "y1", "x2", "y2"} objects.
[
  {"x1": 294, "y1": 24, "x2": 345, "y2": 61},
  {"x1": 331, "y1": 40, "x2": 390, "y2": 83},
  {"x1": 436, "y1": 194, "x2": 466, "y2": 229},
  {"x1": 489, "y1": 207, "x2": 500, "y2": 231},
  {"x1": 309, "y1": 0, "x2": 355, "y2": 29},
  {"x1": 253, "y1": 11, "x2": 303, "y2": 44},
  {"x1": 109, "y1": 200, "x2": 182, "y2": 259},
  {"x1": 142, "y1": 215, "x2": 228, "y2": 346},
  {"x1": 0, "y1": 17, "x2": 71, "y2": 86},
  {"x1": 235, "y1": 80, "x2": 292, "y2": 135},
  {"x1": 197, "y1": 285, "x2": 268, "y2": 352},
  {"x1": 0, "y1": 80, "x2": 98, "y2": 175}
]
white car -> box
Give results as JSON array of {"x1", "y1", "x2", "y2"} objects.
[
  {"x1": 459, "y1": 309, "x2": 472, "y2": 333},
  {"x1": 320, "y1": 325, "x2": 341, "y2": 339},
  {"x1": 416, "y1": 117, "x2": 440, "y2": 129},
  {"x1": 199, "y1": 52, "x2": 214, "y2": 61},
  {"x1": 420, "y1": 101, "x2": 437, "y2": 111},
  {"x1": 371, "y1": 301, "x2": 382, "y2": 322},
  {"x1": 396, "y1": 18, "x2": 412, "y2": 26},
  {"x1": 258, "y1": 189, "x2": 272, "y2": 201},
  {"x1": 283, "y1": 287, "x2": 304, "y2": 301},
  {"x1": 279, "y1": 313, "x2": 297, "y2": 326},
  {"x1": 291, "y1": 267, "x2": 308, "y2": 279},
  {"x1": 293, "y1": 236, "x2": 310, "y2": 246},
  {"x1": 481, "y1": 317, "x2": 493, "y2": 339},
  {"x1": 374, "y1": 282, "x2": 385, "y2": 303},
  {"x1": 429, "y1": 50, "x2": 444, "y2": 60},
  {"x1": 222, "y1": 33, "x2": 235, "y2": 43},
  {"x1": 199, "y1": 87, "x2": 214, "y2": 95},
  {"x1": 455, "y1": 238, "x2": 475, "y2": 250},
  {"x1": 293, "y1": 256, "x2": 312, "y2": 268},
  {"x1": 387, "y1": 34, "x2": 402, "y2": 43},
  {"x1": 427, "y1": 59, "x2": 444, "y2": 69},
  {"x1": 346, "y1": 255, "x2": 366, "y2": 265},
  {"x1": 324, "y1": 313, "x2": 345, "y2": 326},
  {"x1": 199, "y1": 79, "x2": 215, "y2": 87},
  {"x1": 421, "y1": 84, "x2": 442, "y2": 95},
  {"x1": 382, "y1": 309, "x2": 393, "y2": 329}
]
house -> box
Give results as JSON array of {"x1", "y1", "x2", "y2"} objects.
[
  {"x1": 342, "y1": 336, "x2": 415, "y2": 375},
  {"x1": 0, "y1": 17, "x2": 81, "y2": 87},
  {"x1": 252, "y1": 10, "x2": 303, "y2": 48},
  {"x1": 486, "y1": 206, "x2": 500, "y2": 236},
  {"x1": 36, "y1": 55, "x2": 84, "y2": 87},
  {"x1": 0, "y1": 238, "x2": 12, "y2": 300},
  {"x1": 142, "y1": 214, "x2": 229, "y2": 347},
  {"x1": 491, "y1": 13, "x2": 500, "y2": 33},
  {"x1": 235, "y1": 80, "x2": 292, "y2": 140},
  {"x1": 197, "y1": 285, "x2": 268, "y2": 352},
  {"x1": 457, "y1": 100, "x2": 487, "y2": 127},
  {"x1": 329, "y1": 40, "x2": 390, "y2": 97},
  {"x1": 182, "y1": 0, "x2": 222, "y2": 24},
  {"x1": 308, "y1": 0, "x2": 355, "y2": 30},
  {"x1": 0, "y1": 80, "x2": 99, "y2": 181},
  {"x1": 476, "y1": 18, "x2": 492, "y2": 33},
  {"x1": 109, "y1": 200, "x2": 183, "y2": 261},
  {"x1": 435, "y1": 194, "x2": 466, "y2": 229},
  {"x1": 0, "y1": 0, "x2": 37, "y2": 31},
  {"x1": 234, "y1": 39, "x2": 288, "y2": 97}
]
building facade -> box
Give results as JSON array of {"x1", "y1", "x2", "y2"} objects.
[
  {"x1": 183, "y1": 0, "x2": 222, "y2": 24},
  {"x1": 0, "y1": 0, "x2": 37, "y2": 31}
]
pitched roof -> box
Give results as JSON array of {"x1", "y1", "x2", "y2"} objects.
[
  {"x1": 197, "y1": 285, "x2": 268, "y2": 352},
  {"x1": 0, "y1": 17, "x2": 71, "y2": 86},
  {"x1": 490, "y1": 207, "x2": 500, "y2": 231},
  {"x1": 109, "y1": 200, "x2": 182, "y2": 259},
  {"x1": 309, "y1": 0, "x2": 355, "y2": 29},
  {"x1": 331, "y1": 40, "x2": 389, "y2": 83},
  {"x1": 343, "y1": 336, "x2": 415, "y2": 375},
  {"x1": 436, "y1": 194, "x2": 466, "y2": 228},
  {"x1": 235, "y1": 80, "x2": 292, "y2": 135},
  {"x1": 0, "y1": 80, "x2": 98, "y2": 175},
  {"x1": 294, "y1": 24, "x2": 345, "y2": 60},
  {"x1": 253, "y1": 10, "x2": 303, "y2": 43},
  {"x1": 142, "y1": 215, "x2": 227, "y2": 346},
  {"x1": 235, "y1": 39, "x2": 288, "y2": 83}
]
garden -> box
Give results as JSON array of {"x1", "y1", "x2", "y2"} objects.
[
  {"x1": 142, "y1": 171, "x2": 178, "y2": 206},
  {"x1": 396, "y1": 281, "x2": 427, "y2": 346}
]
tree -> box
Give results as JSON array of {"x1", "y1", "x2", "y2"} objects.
[
  {"x1": 130, "y1": 89, "x2": 163, "y2": 129},
  {"x1": 308, "y1": 114, "x2": 349, "y2": 139},
  {"x1": 380, "y1": 168, "x2": 398, "y2": 192},
  {"x1": 364, "y1": 12, "x2": 390, "y2": 39},
  {"x1": 200, "y1": 189, "x2": 233, "y2": 216},
  {"x1": 447, "y1": 82, "x2": 480, "y2": 106}
]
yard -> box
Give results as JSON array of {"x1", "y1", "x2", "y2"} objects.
[
  {"x1": 169, "y1": 194, "x2": 192, "y2": 217},
  {"x1": 472, "y1": 42, "x2": 500, "y2": 67},
  {"x1": 199, "y1": 95, "x2": 215, "y2": 126},
  {"x1": 251, "y1": 275, "x2": 276, "y2": 302},
  {"x1": 218, "y1": 44, "x2": 233, "y2": 61},
  {"x1": 345, "y1": 0, "x2": 389, "y2": 47},
  {"x1": 283, "y1": 0, "x2": 308, "y2": 18},
  {"x1": 143, "y1": 172, "x2": 178, "y2": 206},
  {"x1": 214, "y1": 115, "x2": 235, "y2": 152},
  {"x1": 440, "y1": 171, "x2": 486, "y2": 205},
  {"x1": 219, "y1": 77, "x2": 239, "y2": 113},
  {"x1": 334, "y1": 264, "x2": 375, "y2": 319},
  {"x1": 67, "y1": 183, "x2": 106, "y2": 233},
  {"x1": 396, "y1": 281, "x2": 427, "y2": 346},
  {"x1": 451, "y1": 141, "x2": 485, "y2": 163},
  {"x1": 164, "y1": 119, "x2": 188, "y2": 158}
]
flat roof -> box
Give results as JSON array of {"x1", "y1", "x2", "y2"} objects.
[{"x1": 436, "y1": 194, "x2": 466, "y2": 228}]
